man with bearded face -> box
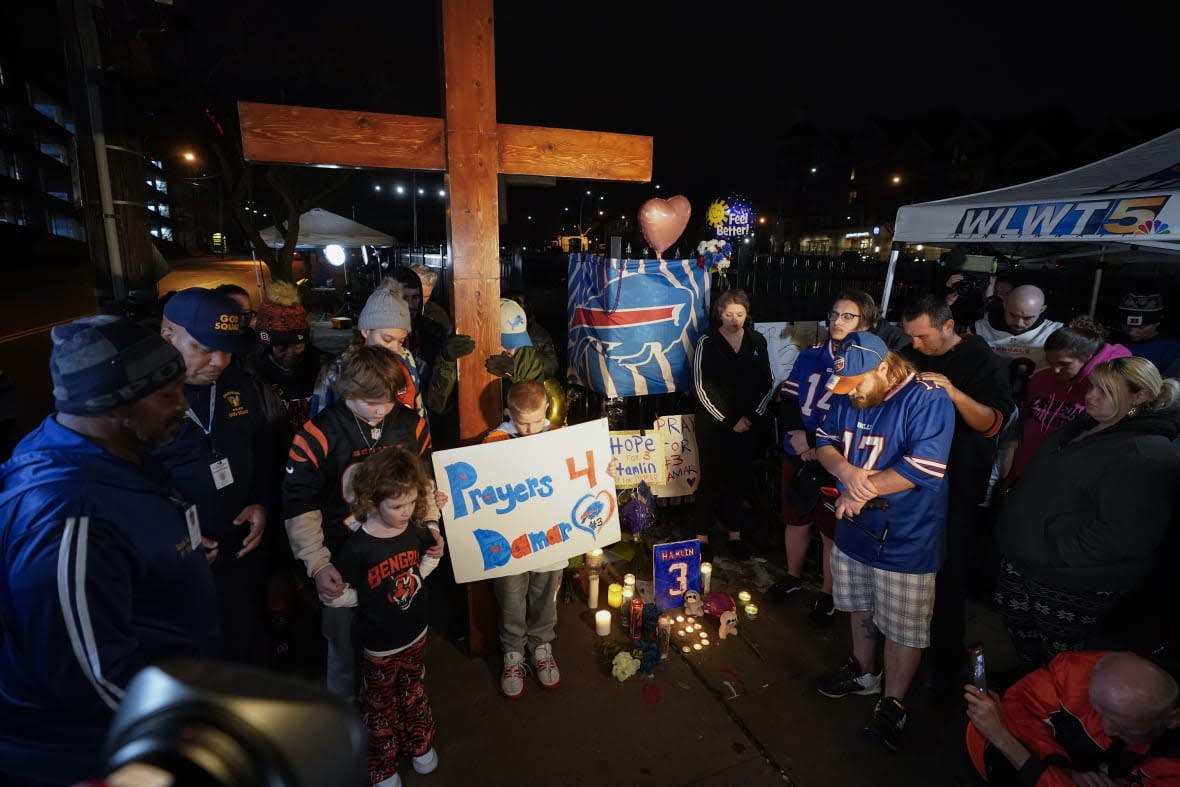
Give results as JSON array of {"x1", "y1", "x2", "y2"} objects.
[{"x1": 813, "y1": 331, "x2": 955, "y2": 751}]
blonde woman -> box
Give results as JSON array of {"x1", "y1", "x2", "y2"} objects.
[{"x1": 995, "y1": 356, "x2": 1180, "y2": 667}]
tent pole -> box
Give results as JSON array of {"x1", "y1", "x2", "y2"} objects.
[
  {"x1": 880, "y1": 242, "x2": 903, "y2": 319},
  {"x1": 1088, "y1": 254, "x2": 1105, "y2": 317}
]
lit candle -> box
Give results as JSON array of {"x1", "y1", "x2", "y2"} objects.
[
  {"x1": 621, "y1": 586, "x2": 634, "y2": 610},
  {"x1": 682, "y1": 645, "x2": 691, "y2": 653},
  {"x1": 607, "y1": 583, "x2": 624, "y2": 608},
  {"x1": 693, "y1": 643, "x2": 703, "y2": 651},
  {"x1": 586, "y1": 548, "x2": 604, "y2": 569},
  {"x1": 737, "y1": 590, "x2": 752, "y2": 605},
  {"x1": 698, "y1": 630, "x2": 707, "y2": 638},
  {"x1": 595, "y1": 610, "x2": 612, "y2": 636},
  {"x1": 699, "y1": 562, "x2": 712, "y2": 594},
  {"x1": 623, "y1": 573, "x2": 636, "y2": 590},
  {"x1": 588, "y1": 573, "x2": 600, "y2": 609},
  {"x1": 744, "y1": 603, "x2": 759, "y2": 620},
  {"x1": 675, "y1": 615, "x2": 685, "y2": 623},
  {"x1": 677, "y1": 629, "x2": 686, "y2": 637}
]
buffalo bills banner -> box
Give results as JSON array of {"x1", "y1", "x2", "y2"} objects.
[
  {"x1": 431, "y1": 418, "x2": 620, "y2": 583},
  {"x1": 568, "y1": 253, "x2": 709, "y2": 397}
]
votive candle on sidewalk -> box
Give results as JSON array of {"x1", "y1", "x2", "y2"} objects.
[
  {"x1": 595, "y1": 610, "x2": 612, "y2": 636},
  {"x1": 699, "y1": 562, "x2": 712, "y2": 594},
  {"x1": 607, "y1": 583, "x2": 624, "y2": 608},
  {"x1": 737, "y1": 590, "x2": 752, "y2": 605},
  {"x1": 588, "y1": 572, "x2": 600, "y2": 609}
]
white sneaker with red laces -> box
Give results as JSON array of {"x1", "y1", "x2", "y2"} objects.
[
  {"x1": 501, "y1": 651, "x2": 527, "y2": 698},
  {"x1": 533, "y1": 642, "x2": 560, "y2": 689}
]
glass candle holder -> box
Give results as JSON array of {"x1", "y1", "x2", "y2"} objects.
[{"x1": 607, "y1": 583, "x2": 624, "y2": 608}]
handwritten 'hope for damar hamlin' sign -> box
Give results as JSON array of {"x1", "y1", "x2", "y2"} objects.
[{"x1": 431, "y1": 418, "x2": 620, "y2": 583}]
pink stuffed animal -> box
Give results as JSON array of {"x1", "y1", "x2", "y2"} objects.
[{"x1": 702, "y1": 592, "x2": 739, "y2": 639}]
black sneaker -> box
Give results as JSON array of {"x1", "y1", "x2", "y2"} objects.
[
  {"x1": 816, "y1": 656, "x2": 882, "y2": 698},
  {"x1": 726, "y1": 539, "x2": 751, "y2": 561},
  {"x1": 767, "y1": 575, "x2": 803, "y2": 602},
  {"x1": 863, "y1": 696, "x2": 908, "y2": 751},
  {"x1": 808, "y1": 592, "x2": 836, "y2": 627}
]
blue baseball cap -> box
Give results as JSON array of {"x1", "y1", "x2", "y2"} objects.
[
  {"x1": 500, "y1": 298, "x2": 532, "y2": 350},
  {"x1": 827, "y1": 331, "x2": 888, "y2": 394},
  {"x1": 163, "y1": 287, "x2": 249, "y2": 352}
]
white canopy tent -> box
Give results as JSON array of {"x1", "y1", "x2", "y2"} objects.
[
  {"x1": 258, "y1": 207, "x2": 395, "y2": 249},
  {"x1": 882, "y1": 127, "x2": 1180, "y2": 316}
]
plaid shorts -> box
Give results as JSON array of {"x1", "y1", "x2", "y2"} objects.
[{"x1": 830, "y1": 545, "x2": 936, "y2": 648}]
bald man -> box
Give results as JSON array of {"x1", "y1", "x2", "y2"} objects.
[
  {"x1": 972, "y1": 284, "x2": 1065, "y2": 510},
  {"x1": 965, "y1": 651, "x2": 1180, "y2": 786},
  {"x1": 973, "y1": 285, "x2": 1064, "y2": 377}
]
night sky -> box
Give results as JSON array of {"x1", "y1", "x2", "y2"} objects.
[{"x1": 172, "y1": 0, "x2": 1174, "y2": 238}]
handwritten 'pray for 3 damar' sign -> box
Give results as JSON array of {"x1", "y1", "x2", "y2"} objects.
[{"x1": 431, "y1": 418, "x2": 620, "y2": 583}]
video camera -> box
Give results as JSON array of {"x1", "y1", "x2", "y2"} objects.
[
  {"x1": 86, "y1": 660, "x2": 365, "y2": 787},
  {"x1": 941, "y1": 249, "x2": 1014, "y2": 297}
]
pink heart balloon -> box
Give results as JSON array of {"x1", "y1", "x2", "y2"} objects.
[{"x1": 638, "y1": 195, "x2": 691, "y2": 259}]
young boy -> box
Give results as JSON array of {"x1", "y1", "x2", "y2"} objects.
[{"x1": 483, "y1": 380, "x2": 562, "y2": 697}]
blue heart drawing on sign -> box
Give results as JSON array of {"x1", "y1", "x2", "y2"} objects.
[{"x1": 569, "y1": 490, "x2": 616, "y2": 538}]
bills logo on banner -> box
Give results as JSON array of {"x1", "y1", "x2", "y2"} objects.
[{"x1": 568, "y1": 253, "x2": 708, "y2": 397}]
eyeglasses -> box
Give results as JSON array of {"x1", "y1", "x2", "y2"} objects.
[{"x1": 828, "y1": 311, "x2": 861, "y2": 323}]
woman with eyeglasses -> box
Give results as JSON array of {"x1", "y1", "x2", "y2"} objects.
[
  {"x1": 692, "y1": 289, "x2": 775, "y2": 561},
  {"x1": 994, "y1": 356, "x2": 1180, "y2": 668},
  {"x1": 771, "y1": 289, "x2": 878, "y2": 626}
]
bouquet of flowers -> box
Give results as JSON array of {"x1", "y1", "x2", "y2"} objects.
[
  {"x1": 611, "y1": 650, "x2": 642, "y2": 682},
  {"x1": 697, "y1": 239, "x2": 732, "y2": 275}
]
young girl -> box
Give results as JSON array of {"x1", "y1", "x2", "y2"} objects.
[{"x1": 333, "y1": 446, "x2": 445, "y2": 787}]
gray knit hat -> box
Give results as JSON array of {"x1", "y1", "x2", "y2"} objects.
[
  {"x1": 358, "y1": 278, "x2": 412, "y2": 331},
  {"x1": 50, "y1": 315, "x2": 185, "y2": 415}
]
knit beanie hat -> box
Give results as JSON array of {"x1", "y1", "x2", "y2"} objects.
[
  {"x1": 256, "y1": 281, "x2": 310, "y2": 346},
  {"x1": 358, "y1": 278, "x2": 411, "y2": 332},
  {"x1": 50, "y1": 315, "x2": 185, "y2": 415},
  {"x1": 1119, "y1": 292, "x2": 1164, "y2": 327}
]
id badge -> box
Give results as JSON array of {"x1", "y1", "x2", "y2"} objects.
[
  {"x1": 210, "y1": 457, "x2": 234, "y2": 489},
  {"x1": 185, "y1": 504, "x2": 202, "y2": 551}
]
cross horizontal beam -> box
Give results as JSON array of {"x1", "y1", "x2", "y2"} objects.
[{"x1": 239, "y1": 101, "x2": 653, "y2": 182}]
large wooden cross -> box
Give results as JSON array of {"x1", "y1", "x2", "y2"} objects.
[{"x1": 238, "y1": 0, "x2": 652, "y2": 656}]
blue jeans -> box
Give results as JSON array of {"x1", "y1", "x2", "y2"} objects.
[
  {"x1": 322, "y1": 604, "x2": 355, "y2": 699},
  {"x1": 490, "y1": 569, "x2": 562, "y2": 655}
]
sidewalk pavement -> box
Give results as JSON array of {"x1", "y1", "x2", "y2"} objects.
[{"x1": 410, "y1": 538, "x2": 1017, "y2": 787}]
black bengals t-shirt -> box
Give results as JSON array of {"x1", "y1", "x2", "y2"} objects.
[{"x1": 336, "y1": 525, "x2": 435, "y2": 652}]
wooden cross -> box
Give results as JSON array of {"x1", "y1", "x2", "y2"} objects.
[{"x1": 238, "y1": 0, "x2": 652, "y2": 656}]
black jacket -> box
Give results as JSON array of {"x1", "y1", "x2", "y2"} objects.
[{"x1": 997, "y1": 405, "x2": 1180, "y2": 592}]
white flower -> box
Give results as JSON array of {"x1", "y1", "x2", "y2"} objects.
[{"x1": 611, "y1": 651, "x2": 641, "y2": 682}]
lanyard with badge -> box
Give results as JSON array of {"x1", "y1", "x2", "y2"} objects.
[{"x1": 186, "y1": 382, "x2": 234, "y2": 490}]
